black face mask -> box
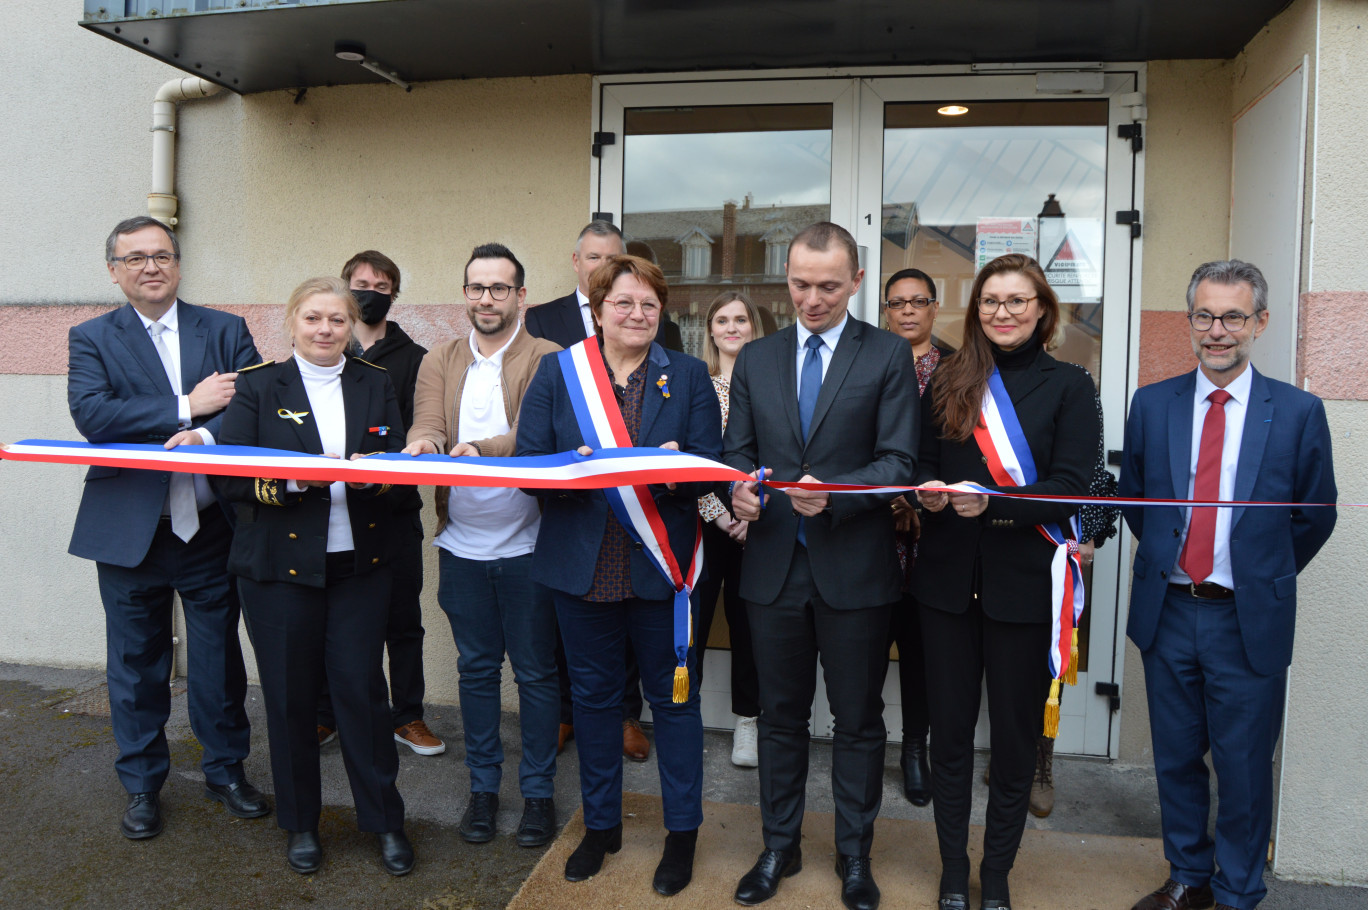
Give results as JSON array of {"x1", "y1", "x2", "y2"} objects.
[{"x1": 352, "y1": 289, "x2": 393, "y2": 326}]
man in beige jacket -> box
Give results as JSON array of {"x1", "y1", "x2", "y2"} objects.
[{"x1": 403, "y1": 243, "x2": 562, "y2": 848}]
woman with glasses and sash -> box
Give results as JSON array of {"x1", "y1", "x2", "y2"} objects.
[
  {"x1": 913, "y1": 254, "x2": 1098, "y2": 910},
  {"x1": 516, "y1": 254, "x2": 721, "y2": 897}
]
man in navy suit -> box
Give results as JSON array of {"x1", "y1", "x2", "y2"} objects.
[
  {"x1": 68, "y1": 216, "x2": 267, "y2": 839},
  {"x1": 1120, "y1": 260, "x2": 1336, "y2": 910}
]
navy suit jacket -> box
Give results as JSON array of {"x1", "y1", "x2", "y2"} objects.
[
  {"x1": 722, "y1": 318, "x2": 918, "y2": 609},
  {"x1": 515, "y1": 342, "x2": 722, "y2": 600},
  {"x1": 68, "y1": 300, "x2": 260, "y2": 567},
  {"x1": 1119, "y1": 367, "x2": 1336, "y2": 676},
  {"x1": 524, "y1": 292, "x2": 589, "y2": 350}
]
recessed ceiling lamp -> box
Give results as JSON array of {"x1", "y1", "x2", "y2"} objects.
[{"x1": 937, "y1": 104, "x2": 969, "y2": 116}]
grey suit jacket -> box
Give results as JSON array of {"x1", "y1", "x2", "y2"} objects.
[{"x1": 722, "y1": 317, "x2": 918, "y2": 608}]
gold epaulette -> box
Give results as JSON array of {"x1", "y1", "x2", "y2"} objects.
[
  {"x1": 353, "y1": 357, "x2": 387, "y2": 371},
  {"x1": 238, "y1": 360, "x2": 275, "y2": 373}
]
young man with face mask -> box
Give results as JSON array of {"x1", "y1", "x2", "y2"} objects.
[{"x1": 313, "y1": 251, "x2": 445, "y2": 757}]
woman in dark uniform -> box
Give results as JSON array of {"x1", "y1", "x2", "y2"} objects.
[
  {"x1": 914, "y1": 254, "x2": 1099, "y2": 910},
  {"x1": 216, "y1": 276, "x2": 411, "y2": 876}
]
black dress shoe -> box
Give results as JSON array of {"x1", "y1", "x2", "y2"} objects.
[
  {"x1": 981, "y1": 901, "x2": 1012, "y2": 910},
  {"x1": 564, "y1": 824, "x2": 622, "y2": 881},
  {"x1": 835, "y1": 854, "x2": 880, "y2": 910},
  {"x1": 286, "y1": 830, "x2": 322, "y2": 874},
  {"x1": 516, "y1": 797, "x2": 557, "y2": 847},
  {"x1": 204, "y1": 779, "x2": 271, "y2": 819},
  {"x1": 653, "y1": 829, "x2": 697, "y2": 896},
  {"x1": 938, "y1": 893, "x2": 969, "y2": 910},
  {"x1": 734, "y1": 847, "x2": 802, "y2": 905},
  {"x1": 1130, "y1": 878, "x2": 1215, "y2": 910},
  {"x1": 377, "y1": 829, "x2": 414, "y2": 876},
  {"x1": 459, "y1": 791, "x2": 499, "y2": 844},
  {"x1": 121, "y1": 792, "x2": 163, "y2": 840},
  {"x1": 901, "y1": 738, "x2": 932, "y2": 807}
]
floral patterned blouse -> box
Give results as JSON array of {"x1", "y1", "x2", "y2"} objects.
[{"x1": 698, "y1": 373, "x2": 731, "y2": 523}]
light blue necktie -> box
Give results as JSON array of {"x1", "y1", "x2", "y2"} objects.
[{"x1": 797, "y1": 334, "x2": 823, "y2": 546}]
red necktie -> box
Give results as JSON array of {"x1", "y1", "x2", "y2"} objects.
[{"x1": 1179, "y1": 389, "x2": 1233, "y2": 584}]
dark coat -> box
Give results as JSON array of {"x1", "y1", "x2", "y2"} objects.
[
  {"x1": 214, "y1": 356, "x2": 404, "y2": 587},
  {"x1": 913, "y1": 344, "x2": 1099, "y2": 623},
  {"x1": 515, "y1": 342, "x2": 722, "y2": 600}
]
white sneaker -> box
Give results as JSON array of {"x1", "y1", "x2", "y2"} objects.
[{"x1": 731, "y1": 715, "x2": 759, "y2": 768}]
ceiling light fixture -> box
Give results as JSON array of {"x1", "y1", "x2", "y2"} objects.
[
  {"x1": 937, "y1": 104, "x2": 969, "y2": 116},
  {"x1": 333, "y1": 40, "x2": 412, "y2": 92}
]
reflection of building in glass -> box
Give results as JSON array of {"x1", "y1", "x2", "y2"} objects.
[{"x1": 624, "y1": 198, "x2": 829, "y2": 357}]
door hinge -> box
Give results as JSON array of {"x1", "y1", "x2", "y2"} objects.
[
  {"x1": 1095, "y1": 681, "x2": 1121, "y2": 713},
  {"x1": 1115, "y1": 210, "x2": 1141, "y2": 239},
  {"x1": 1118, "y1": 122, "x2": 1143, "y2": 153},
  {"x1": 592, "y1": 131, "x2": 616, "y2": 158}
]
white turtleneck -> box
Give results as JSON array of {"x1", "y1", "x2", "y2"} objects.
[{"x1": 293, "y1": 353, "x2": 353, "y2": 552}]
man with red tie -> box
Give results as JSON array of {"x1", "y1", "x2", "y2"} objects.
[{"x1": 1119, "y1": 260, "x2": 1337, "y2": 910}]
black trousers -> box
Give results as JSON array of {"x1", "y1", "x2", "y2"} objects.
[
  {"x1": 749, "y1": 545, "x2": 892, "y2": 857},
  {"x1": 694, "y1": 521, "x2": 761, "y2": 718},
  {"x1": 920, "y1": 599, "x2": 1049, "y2": 877},
  {"x1": 318, "y1": 511, "x2": 426, "y2": 729},
  {"x1": 888, "y1": 591, "x2": 929, "y2": 743},
  {"x1": 240, "y1": 557, "x2": 404, "y2": 834}
]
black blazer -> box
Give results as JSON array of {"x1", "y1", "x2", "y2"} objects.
[
  {"x1": 214, "y1": 357, "x2": 404, "y2": 587},
  {"x1": 524, "y1": 292, "x2": 589, "y2": 350},
  {"x1": 722, "y1": 317, "x2": 919, "y2": 609},
  {"x1": 914, "y1": 346, "x2": 1098, "y2": 623}
]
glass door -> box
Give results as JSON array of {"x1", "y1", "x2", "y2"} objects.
[{"x1": 597, "y1": 69, "x2": 1142, "y2": 756}]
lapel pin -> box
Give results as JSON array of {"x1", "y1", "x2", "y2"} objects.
[
  {"x1": 369, "y1": 426, "x2": 389, "y2": 436},
  {"x1": 277, "y1": 408, "x2": 309, "y2": 425},
  {"x1": 657, "y1": 374, "x2": 670, "y2": 398}
]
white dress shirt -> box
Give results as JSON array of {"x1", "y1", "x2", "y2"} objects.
[
  {"x1": 435, "y1": 327, "x2": 542, "y2": 560},
  {"x1": 137, "y1": 301, "x2": 215, "y2": 510},
  {"x1": 575, "y1": 288, "x2": 595, "y2": 338},
  {"x1": 793, "y1": 313, "x2": 849, "y2": 400},
  {"x1": 1170, "y1": 365, "x2": 1253, "y2": 589}
]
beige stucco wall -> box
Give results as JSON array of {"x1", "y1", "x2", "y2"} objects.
[{"x1": 1268, "y1": 0, "x2": 1368, "y2": 885}]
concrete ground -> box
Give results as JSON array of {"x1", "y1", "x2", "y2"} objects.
[{"x1": 0, "y1": 662, "x2": 1359, "y2": 909}]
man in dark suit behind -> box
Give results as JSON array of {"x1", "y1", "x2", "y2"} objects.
[
  {"x1": 67, "y1": 216, "x2": 267, "y2": 840},
  {"x1": 1120, "y1": 260, "x2": 1336, "y2": 910},
  {"x1": 724, "y1": 222, "x2": 918, "y2": 910}
]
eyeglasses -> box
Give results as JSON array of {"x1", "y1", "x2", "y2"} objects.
[
  {"x1": 463, "y1": 283, "x2": 519, "y2": 301},
  {"x1": 110, "y1": 253, "x2": 178, "y2": 270},
  {"x1": 976, "y1": 296, "x2": 1037, "y2": 315},
  {"x1": 1188, "y1": 311, "x2": 1252, "y2": 332},
  {"x1": 884, "y1": 296, "x2": 936, "y2": 310},
  {"x1": 604, "y1": 297, "x2": 661, "y2": 317}
]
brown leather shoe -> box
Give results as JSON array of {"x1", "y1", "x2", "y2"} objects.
[
  {"x1": 317, "y1": 725, "x2": 337, "y2": 746},
  {"x1": 557, "y1": 723, "x2": 574, "y2": 754},
  {"x1": 1130, "y1": 879, "x2": 1215, "y2": 910},
  {"x1": 623, "y1": 718, "x2": 650, "y2": 762},
  {"x1": 394, "y1": 720, "x2": 446, "y2": 756}
]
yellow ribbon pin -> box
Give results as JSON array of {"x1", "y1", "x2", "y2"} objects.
[{"x1": 277, "y1": 408, "x2": 309, "y2": 425}]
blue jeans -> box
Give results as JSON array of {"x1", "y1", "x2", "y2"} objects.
[
  {"x1": 437, "y1": 550, "x2": 558, "y2": 798},
  {"x1": 554, "y1": 591, "x2": 703, "y2": 833}
]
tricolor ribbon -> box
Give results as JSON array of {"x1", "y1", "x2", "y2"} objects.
[
  {"x1": 972, "y1": 366, "x2": 1085, "y2": 739},
  {"x1": 557, "y1": 340, "x2": 703, "y2": 703}
]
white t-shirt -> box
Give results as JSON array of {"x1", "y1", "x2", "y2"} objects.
[
  {"x1": 434, "y1": 328, "x2": 542, "y2": 560},
  {"x1": 293, "y1": 353, "x2": 354, "y2": 553}
]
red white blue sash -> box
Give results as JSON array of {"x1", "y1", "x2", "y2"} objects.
[
  {"x1": 558, "y1": 339, "x2": 703, "y2": 703},
  {"x1": 973, "y1": 367, "x2": 1085, "y2": 735}
]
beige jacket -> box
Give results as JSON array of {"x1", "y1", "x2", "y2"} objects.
[{"x1": 407, "y1": 326, "x2": 561, "y2": 534}]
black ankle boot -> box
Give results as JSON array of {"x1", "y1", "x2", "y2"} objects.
[
  {"x1": 564, "y1": 824, "x2": 623, "y2": 881},
  {"x1": 902, "y1": 737, "x2": 931, "y2": 806},
  {"x1": 653, "y1": 829, "x2": 697, "y2": 896}
]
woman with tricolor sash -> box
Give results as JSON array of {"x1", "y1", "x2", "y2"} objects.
[
  {"x1": 515, "y1": 254, "x2": 722, "y2": 896},
  {"x1": 913, "y1": 254, "x2": 1099, "y2": 910}
]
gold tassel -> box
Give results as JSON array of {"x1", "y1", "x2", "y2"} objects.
[
  {"x1": 1043, "y1": 678, "x2": 1061, "y2": 739},
  {"x1": 673, "y1": 666, "x2": 689, "y2": 704},
  {"x1": 1065, "y1": 628, "x2": 1079, "y2": 686}
]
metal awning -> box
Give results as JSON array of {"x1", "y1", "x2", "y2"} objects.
[{"x1": 81, "y1": 0, "x2": 1294, "y2": 95}]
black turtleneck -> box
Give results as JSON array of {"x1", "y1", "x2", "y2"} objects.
[{"x1": 990, "y1": 332, "x2": 1043, "y2": 389}]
